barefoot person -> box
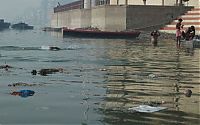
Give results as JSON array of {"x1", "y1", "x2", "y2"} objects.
[
  {"x1": 176, "y1": 18, "x2": 183, "y2": 48},
  {"x1": 150, "y1": 30, "x2": 160, "y2": 47}
]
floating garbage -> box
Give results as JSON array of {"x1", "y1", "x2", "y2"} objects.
[
  {"x1": 31, "y1": 68, "x2": 64, "y2": 76},
  {"x1": 99, "y1": 68, "x2": 107, "y2": 71},
  {"x1": 148, "y1": 74, "x2": 157, "y2": 79},
  {"x1": 0, "y1": 65, "x2": 13, "y2": 71},
  {"x1": 10, "y1": 90, "x2": 35, "y2": 98},
  {"x1": 144, "y1": 101, "x2": 165, "y2": 107},
  {"x1": 8, "y1": 82, "x2": 43, "y2": 87},
  {"x1": 41, "y1": 46, "x2": 61, "y2": 51},
  {"x1": 128, "y1": 105, "x2": 167, "y2": 113}
]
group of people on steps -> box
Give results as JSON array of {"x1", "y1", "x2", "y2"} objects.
[
  {"x1": 176, "y1": 18, "x2": 196, "y2": 48},
  {"x1": 150, "y1": 18, "x2": 196, "y2": 48}
]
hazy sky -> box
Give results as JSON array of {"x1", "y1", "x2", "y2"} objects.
[
  {"x1": 0, "y1": 0, "x2": 42, "y2": 21},
  {"x1": 0, "y1": 0, "x2": 74, "y2": 21}
]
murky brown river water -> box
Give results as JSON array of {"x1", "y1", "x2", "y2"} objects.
[{"x1": 0, "y1": 30, "x2": 199, "y2": 125}]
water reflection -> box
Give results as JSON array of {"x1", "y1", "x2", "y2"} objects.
[
  {"x1": 99, "y1": 39, "x2": 200, "y2": 125},
  {"x1": 0, "y1": 29, "x2": 199, "y2": 124},
  {"x1": 50, "y1": 31, "x2": 63, "y2": 38}
]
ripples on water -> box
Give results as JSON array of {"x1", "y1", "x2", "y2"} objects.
[{"x1": 0, "y1": 30, "x2": 199, "y2": 124}]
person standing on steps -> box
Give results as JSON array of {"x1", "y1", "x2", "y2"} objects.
[{"x1": 176, "y1": 18, "x2": 184, "y2": 48}]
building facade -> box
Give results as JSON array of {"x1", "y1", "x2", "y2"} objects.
[
  {"x1": 51, "y1": 0, "x2": 198, "y2": 31},
  {"x1": 54, "y1": 0, "x2": 199, "y2": 11},
  {"x1": 95, "y1": 0, "x2": 199, "y2": 6}
]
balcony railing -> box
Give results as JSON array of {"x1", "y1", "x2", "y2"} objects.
[{"x1": 54, "y1": 0, "x2": 83, "y2": 13}]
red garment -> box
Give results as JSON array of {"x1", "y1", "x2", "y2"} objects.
[{"x1": 176, "y1": 29, "x2": 182, "y2": 37}]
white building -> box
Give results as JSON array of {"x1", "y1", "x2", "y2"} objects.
[{"x1": 94, "y1": 0, "x2": 199, "y2": 7}]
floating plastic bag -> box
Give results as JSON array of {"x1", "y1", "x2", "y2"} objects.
[
  {"x1": 11, "y1": 90, "x2": 35, "y2": 98},
  {"x1": 128, "y1": 105, "x2": 167, "y2": 113}
]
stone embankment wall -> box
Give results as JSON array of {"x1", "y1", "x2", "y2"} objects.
[
  {"x1": 126, "y1": 5, "x2": 193, "y2": 30},
  {"x1": 51, "y1": 5, "x2": 193, "y2": 31},
  {"x1": 51, "y1": 9, "x2": 91, "y2": 29},
  {"x1": 91, "y1": 5, "x2": 126, "y2": 31}
]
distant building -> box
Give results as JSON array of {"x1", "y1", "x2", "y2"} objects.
[
  {"x1": 54, "y1": 0, "x2": 83, "y2": 13},
  {"x1": 54, "y1": 0, "x2": 199, "y2": 12},
  {"x1": 99, "y1": 0, "x2": 199, "y2": 6},
  {"x1": 51, "y1": 0, "x2": 197, "y2": 31}
]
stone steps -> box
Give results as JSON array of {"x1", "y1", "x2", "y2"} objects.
[
  {"x1": 171, "y1": 22, "x2": 200, "y2": 25},
  {"x1": 160, "y1": 27, "x2": 200, "y2": 30},
  {"x1": 184, "y1": 13, "x2": 200, "y2": 15},
  {"x1": 187, "y1": 10, "x2": 200, "y2": 13},
  {"x1": 179, "y1": 17, "x2": 200, "y2": 20},
  {"x1": 164, "y1": 25, "x2": 200, "y2": 28},
  {"x1": 159, "y1": 28, "x2": 200, "y2": 34},
  {"x1": 181, "y1": 15, "x2": 200, "y2": 18},
  {"x1": 191, "y1": 8, "x2": 200, "y2": 11},
  {"x1": 160, "y1": 7, "x2": 200, "y2": 35}
]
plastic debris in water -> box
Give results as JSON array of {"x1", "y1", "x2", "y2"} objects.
[
  {"x1": 0, "y1": 64, "x2": 13, "y2": 71},
  {"x1": 8, "y1": 82, "x2": 43, "y2": 87},
  {"x1": 38, "y1": 68, "x2": 64, "y2": 76},
  {"x1": 128, "y1": 105, "x2": 167, "y2": 113},
  {"x1": 10, "y1": 90, "x2": 35, "y2": 98},
  {"x1": 148, "y1": 74, "x2": 156, "y2": 79},
  {"x1": 41, "y1": 46, "x2": 61, "y2": 51}
]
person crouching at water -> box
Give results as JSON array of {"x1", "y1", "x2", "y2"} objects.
[
  {"x1": 182, "y1": 26, "x2": 196, "y2": 41},
  {"x1": 176, "y1": 18, "x2": 184, "y2": 48},
  {"x1": 190, "y1": 26, "x2": 195, "y2": 40},
  {"x1": 151, "y1": 30, "x2": 160, "y2": 47}
]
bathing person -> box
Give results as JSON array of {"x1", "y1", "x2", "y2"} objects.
[
  {"x1": 183, "y1": 26, "x2": 196, "y2": 40},
  {"x1": 49, "y1": 46, "x2": 61, "y2": 51},
  {"x1": 150, "y1": 30, "x2": 160, "y2": 46},
  {"x1": 31, "y1": 70, "x2": 37, "y2": 75},
  {"x1": 176, "y1": 18, "x2": 183, "y2": 47},
  {"x1": 183, "y1": 27, "x2": 192, "y2": 40},
  {"x1": 190, "y1": 26, "x2": 195, "y2": 40},
  {"x1": 184, "y1": 89, "x2": 192, "y2": 97}
]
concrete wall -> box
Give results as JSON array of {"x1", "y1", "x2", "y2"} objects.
[
  {"x1": 104, "y1": 6, "x2": 126, "y2": 31},
  {"x1": 91, "y1": 7, "x2": 106, "y2": 30},
  {"x1": 84, "y1": 0, "x2": 91, "y2": 9},
  {"x1": 51, "y1": 11, "x2": 70, "y2": 28},
  {"x1": 81, "y1": 9, "x2": 91, "y2": 28},
  {"x1": 70, "y1": 10, "x2": 82, "y2": 28},
  {"x1": 51, "y1": 9, "x2": 91, "y2": 29},
  {"x1": 51, "y1": 14, "x2": 57, "y2": 28},
  {"x1": 126, "y1": 5, "x2": 193, "y2": 30},
  {"x1": 110, "y1": 0, "x2": 118, "y2": 5},
  {"x1": 91, "y1": 5, "x2": 126, "y2": 31},
  {"x1": 51, "y1": 5, "x2": 193, "y2": 31}
]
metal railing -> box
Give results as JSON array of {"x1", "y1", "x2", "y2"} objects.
[{"x1": 54, "y1": 0, "x2": 83, "y2": 13}]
